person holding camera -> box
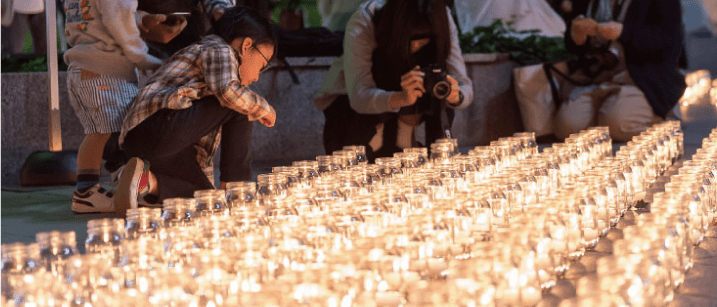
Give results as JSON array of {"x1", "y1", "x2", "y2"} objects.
[
  {"x1": 314, "y1": 0, "x2": 473, "y2": 161},
  {"x1": 553, "y1": 0, "x2": 686, "y2": 142}
]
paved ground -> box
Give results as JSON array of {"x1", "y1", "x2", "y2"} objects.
[{"x1": 2, "y1": 102, "x2": 717, "y2": 305}]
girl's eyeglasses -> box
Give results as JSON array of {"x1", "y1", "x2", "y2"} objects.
[{"x1": 254, "y1": 46, "x2": 272, "y2": 74}]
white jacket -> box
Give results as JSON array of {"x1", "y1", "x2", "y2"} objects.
[{"x1": 63, "y1": 0, "x2": 161, "y2": 82}]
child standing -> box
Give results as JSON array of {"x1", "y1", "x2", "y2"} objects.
[{"x1": 64, "y1": 0, "x2": 162, "y2": 213}]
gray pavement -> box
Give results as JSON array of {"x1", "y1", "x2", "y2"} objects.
[{"x1": 2, "y1": 103, "x2": 717, "y2": 305}]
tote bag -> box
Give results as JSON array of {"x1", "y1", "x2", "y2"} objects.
[{"x1": 513, "y1": 61, "x2": 569, "y2": 136}]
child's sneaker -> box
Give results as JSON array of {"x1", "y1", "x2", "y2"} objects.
[
  {"x1": 72, "y1": 184, "x2": 114, "y2": 213},
  {"x1": 108, "y1": 164, "x2": 125, "y2": 194},
  {"x1": 113, "y1": 157, "x2": 152, "y2": 218}
]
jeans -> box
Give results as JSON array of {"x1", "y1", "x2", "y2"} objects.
[{"x1": 122, "y1": 96, "x2": 253, "y2": 201}]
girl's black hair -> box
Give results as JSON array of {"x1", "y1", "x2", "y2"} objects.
[
  {"x1": 214, "y1": 6, "x2": 277, "y2": 61},
  {"x1": 373, "y1": 0, "x2": 451, "y2": 72}
]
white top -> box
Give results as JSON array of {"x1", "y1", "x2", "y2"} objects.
[
  {"x1": 453, "y1": 0, "x2": 566, "y2": 37},
  {"x1": 63, "y1": 0, "x2": 162, "y2": 82},
  {"x1": 313, "y1": 0, "x2": 473, "y2": 114}
]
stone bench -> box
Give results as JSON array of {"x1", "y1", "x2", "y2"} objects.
[{"x1": 1, "y1": 54, "x2": 523, "y2": 186}]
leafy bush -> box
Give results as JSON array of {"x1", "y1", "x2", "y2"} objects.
[
  {"x1": 1, "y1": 55, "x2": 69, "y2": 73},
  {"x1": 459, "y1": 20, "x2": 574, "y2": 64}
]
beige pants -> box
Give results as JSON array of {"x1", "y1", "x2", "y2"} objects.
[{"x1": 553, "y1": 71, "x2": 670, "y2": 142}]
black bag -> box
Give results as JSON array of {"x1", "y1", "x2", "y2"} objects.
[
  {"x1": 274, "y1": 26, "x2": 344, "y2": 58},
  {"x1": 273, "y1": 26, "x2": 344, "y2": 84}
]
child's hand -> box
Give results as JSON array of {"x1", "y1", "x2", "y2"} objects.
[
  {"x1": 258, "y1": 106, "x2": 276, "y2": 127},
  {"x1": 212, "y1": 8, "x2": 226, "y2": 21},
  {"x1": 139, "y1": 14, "x2": 187, "y2": 44}
]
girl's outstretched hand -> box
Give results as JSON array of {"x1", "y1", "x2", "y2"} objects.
[{"x1": 258, "y1": 106, "x2": 276, "y2": 127}]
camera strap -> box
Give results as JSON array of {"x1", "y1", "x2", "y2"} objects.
[{"x1": 440, "y1": 102, "x2": 452, "y2": 138}]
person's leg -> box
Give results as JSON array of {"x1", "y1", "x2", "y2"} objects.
[
  {"x1": 7, "y1": 13, "x2": 28, "y2": 54},
  {"x1": 76, "y1": 133, "x2": 111, "y2": 191},
  {"x1": 553, "y1": 88, "x2": 598, "y2": 140},
  {"x1": 219, "y1": 112, "x2": 253, "y2": 183},
  {"x1": 597, "y1": 85, "x2": 662, "y2": 142},
  {"x1": 322, "y1": 95, "x2": 353, "y2": 155},
  {"x1": 121, "y1": 96, "x2": 242, "y2": 203},
  {"x1": 102, "y1": 132, "x2": 128, "y2": 173},
  {"x1": 66, "y1": 68, "x2": 137, "y2": 213},
  {"x1": 27, "y1": 12, "x2": 46, "y2": 55}
]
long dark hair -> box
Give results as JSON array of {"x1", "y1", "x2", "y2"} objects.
[
  {"x1": 372, "y1": 0, "x2": 451, "y2": 92},
  {"x1": 214, "y1": 6, "x2": 277, "y2": 61}
]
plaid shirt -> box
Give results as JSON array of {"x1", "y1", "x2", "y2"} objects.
[{"x1": 120, "y1": 35, "x2": 273, "y2": 181}]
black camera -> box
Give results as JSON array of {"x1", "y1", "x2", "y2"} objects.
[{"x1": 421, "y1": 65, "x2": 452, "y2": 101}]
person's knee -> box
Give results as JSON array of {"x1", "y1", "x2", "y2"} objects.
[
  {"x1": 553, "y1": 108, "x2": 589, "y2": 140},
  {"x1": 598, "y1": 92, "x2": 657, "y2": 142},
  {"x1": 598, "y1": 112, "x2": 636, "y2": 142}
]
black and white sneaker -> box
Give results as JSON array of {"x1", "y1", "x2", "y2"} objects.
[{"x1": 72, "y1": 184, "x2": 114, "y2": 213}]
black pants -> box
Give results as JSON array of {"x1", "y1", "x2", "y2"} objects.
[
  {"x1": 122, "y1": 96, "x2": 253, "y2": 201},
  {"x1": 323, "y1": 95, "x2": 451, "y2": 162}
]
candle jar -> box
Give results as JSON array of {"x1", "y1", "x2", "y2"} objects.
[
  {"x1": 225, "y1": 181, "x2": 258, "y2": 210},
  {"x1": 1, "y1": 243, "x2": 28, "y2": 300},
  {"x1": 85, "y1": 218, "x2": 125, "y2": 265},
  {"x1": 125, "y1": 208, "x2": 163, "y2": 239},
  {"x1": 469, "y1": 147, "x2": 498, "y2": 179},
  {"x1": 394, "y1": 151, "x2": 420, "y2": 177},
  {"x1": 454, "y1": 155, "x2": 479, "y2": 187},
  {"x1": 161, "y1": 197, "x2": 196, "y2": 227},
  {"x1": 404, "y1": 147, "x2": 429, "y2": 167},
  {"x1": 293, "y1": 160, "x2": 319, "y2": 188},
  {"x1": 313, "y1": 178, "x2": 344, "y2": 212},
  {"x1": 344, "y1": 145, "x2": 368, "y2": 165},
  {"x1": 576, "y1": 185, "x2": 601, "y2": 249},
  {"x1": 487, "y1": 187, "x2": 510, "y2": 229},
  {"x1": 513, "y1": 132, "x2": 538, "y2": 158},
  {"x1": 36, "y1": 230, "x2": 79, "y2": 275},
  {"x1": 333, "y1": 149, "x2": 359, "y2": 166},
  {"x1": 375, "y1": 157, "x2": 403, "y2": 185},
  {"x1": 272, "y1": 166, "x2": 300, "y2": 188},
  {"x1": 435, "y1": 137, "x2": 459, "y2": 156},
  {"x1": 317, "y1": 155, "x2": 341, "y2": 175},
  {"x1": 119, "y1": 237, "x2": 165, "y2": 293},
  {"x1": 256, "y1": 173, "x2": 288, "y2": 203},
  {"x1": 430, "y1": 142, "x2": 453, "y2": 165},
  {"x1": 194, "y1": 189, "x2": 229, "y2": 216},
  {"x1": 334, "y1": 170, "x2": 364, "y2": 200},
  {"x1": 198, "y1": 215, "x2": 237, "y2": 251},
  {"x1": 540, "y1": 148, "x2": 563, "y2": 195}
]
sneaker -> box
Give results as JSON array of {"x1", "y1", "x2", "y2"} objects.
[
  {"x1": 72, "y1": 184, "x2": 114, "y2": 213},
  {"x1": 108, "y1": 164, "x2": 125, "y2": 194},
  {"x1": 113, "y1": 157, "x2": 152, "y2": 218}
]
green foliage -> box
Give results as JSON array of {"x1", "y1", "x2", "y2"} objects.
[
  {"x1": 459, "y1": 20, "x2": 574, "y2": 64},
  {"x1": 2, "y1": 55, "x2": 69, "y2": 73},
  {"x1": 271, "y1": 0, "x2": 322, "y2": 28}
]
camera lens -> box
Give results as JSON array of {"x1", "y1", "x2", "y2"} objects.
[{"x1": 433, "y1": 81, "x2": 451, "y2": 100}]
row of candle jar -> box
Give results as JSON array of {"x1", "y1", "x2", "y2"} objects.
[
  {"x1": 0, "y1": 124, "x2": 683, "y2": 307},
  {"x1": 564, "y1": 124, "x2": 717, "y2": 307},
  {"x1": 680, "y1": 69, "x2": 712, "y2": 107}
]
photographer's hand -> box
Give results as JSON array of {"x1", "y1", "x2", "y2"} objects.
[
  {"x1": 597, "y1": 21, "x2": 623, "y2": 40},
  {"x1": 390, "y1": 66, "x2": 425, "y2": 110},
  {"x1": 445, "y1": 75, "x2": 462, "y2": 106},
  {"x1": 570, "y1": 15, "x2": 598, "y2": 46}
]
